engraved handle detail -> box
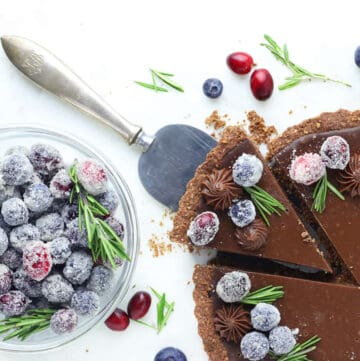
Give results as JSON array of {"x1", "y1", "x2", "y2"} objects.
[{"x1": 1, "y1": 36, "x2": 153, "y2": 151}]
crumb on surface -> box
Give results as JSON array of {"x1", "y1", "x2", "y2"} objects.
[
  {"x1": 247, "y1": 110, "x2": 277, "y2": 145},
  {"x1": 205, "y1": 110, "x2": 229, "y2": 140}
]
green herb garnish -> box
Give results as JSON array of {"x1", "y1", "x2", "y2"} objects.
[
  {"x1": 135, "y1": 288, "x2": 175, "y2": 334},
  {"x1": 135, "y1": 69, "x2": 184, "y2": 93},
  {"x1": 270, "y1": 335, "x2": 321, "y2": 361},
  {"x1": 0, "y1": 309, "x2": 57, "y2": 341},
  {"x1": 69, "y1": 163, "x2": 130, "y2": 268},
  {"x1": 245, "y1": 185, "x2": 286, "y2": 226},
  {"x1": 241, "y1": 285, "x2": 284, "y2": 305},
  {"x1": 261, "y1": 34, "x2": 351, "y2": 90},
  {"x1": 312, "y1": 172, "x2": 344, "y2": 213}
]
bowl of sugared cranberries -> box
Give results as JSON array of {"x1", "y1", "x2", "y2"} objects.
[{"x1": 0, "y1": 125, "x2": 139, "y2": 352}]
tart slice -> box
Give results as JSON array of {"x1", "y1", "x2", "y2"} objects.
[
  {"x1": 269, "y1": 109, "x2": 360, "y2": 284},
  {"x1": 171, "y1": 126, "x2": 331, "y2": 273},
  {"x1": 193, "y1": 264, "x2": 360, "y2": 361}
]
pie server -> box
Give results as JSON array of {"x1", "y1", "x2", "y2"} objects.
[{"x1": 1, "y1": 36, "x2": 216, "y2": 211}]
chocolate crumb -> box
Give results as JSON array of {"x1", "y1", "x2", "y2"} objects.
[{"x1": 247, "y1": 111, "x2": 277, "y2": 145}]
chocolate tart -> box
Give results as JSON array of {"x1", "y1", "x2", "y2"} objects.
[
  {"x1": 193, "y1": 264, "x2": 360, "y2": 361},
  {"x1": 269, "y1": 109, "x2": 360, "y2": 284},
  {"x1": 171, "y1": 126, "x2": 332, "y2": 273}
]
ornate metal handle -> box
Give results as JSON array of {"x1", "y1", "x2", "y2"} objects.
[{"x1": 1, "y1": 36, "x2": 153, "y2": 152}]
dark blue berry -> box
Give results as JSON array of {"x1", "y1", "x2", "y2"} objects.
[
  {"x1": 202, "y1": 78, "x2": 223, "y2": 98},
  {"x1": 229, "y1": 200, "x2": 256, "y2": 228},
  {"x1": 71, "y1": 290, "x2": 99, "y2": 316},
  {"x1": 355, "y1": 46, "x2": 360, "y2": 67},
  {"x1": 154, "y1": 347, "x2": 187, "y2": 361}
]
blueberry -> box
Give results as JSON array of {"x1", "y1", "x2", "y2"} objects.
[
  {"x1": 96, "y1": 190, "x2": 119, "y2": 213},
  {"x1": 232, "y1": 153, "x2": 263, "y2": 187},
  {"x1": 154, "y1": 347, "x2": 187, "y2": 361},
  {"x1": 87, "y1": 266, "x2": 113, "y2": 295},
  {"x1": 0, "y1": 264, "x2": 12, "y2": 294},
  {"x1": 0, "y1": 228, "x2": 9, "y2": 256},
  {"x1": 24, "y1": 183, "x2": 53, "y2": 213},
  {"x1": 216, "y1": 271, "x2": 251, "y2": 303},
  {"x1": 229, "y1": 200, "x2": 256, "y2": 228},
  {"x1": 10, "y1": 224, "x2": 40, "y2": 252},
  {"x1": 5, "y1": 146, "x2": 29, "y2": 157},
  {"x1": 0, "y1": 248, "x2": 22, "y2": 270},
  {"x1": 65, "y1": 217, "x2": 88, "y2": 248},
  {"x1": 241, "y1": 331, "x2": 270, "y2": 361},
  {"x1": 61, "y1": 204, "x2": 79, "y2": 223},
  {"x1": 71, "y1": 290, "x2": 100, "y2": 316},
  {"x1": 202, "y1": 78, "x2": 223, "y2": 98},
  {"x1": 251, "y1": 303, "x2": 281, "y2": 332},
  {"x1": 50, "y1": 308, "x2": 78, "y2": 334},
  {"x1": 106, "y1": 216, "x2": 125, "y2": 239},
  {"x1": 36, "y1": 213, "x2": 64, "y2": 241},
  {"x1": 63, "y1": 251, "x2": 94, "y2": 285},
  {"x1": 1, "y1": 154, "x2": 33, "y2": 186},
  {"x1": 0, "y1": 178, "x2": 19, "y2": 206},
  {"x1": 355, "y1": 46, "x2": 360, "y2": 67},
  {"x1": 42, "y1": 274, "x2": 74, "y2": 303},
  {"x1": 1, "y1": 198, "x2": 29, "y2": 226},
  {"x1": 269, "y1": 326, "x2": 296, "y2": 355},
  {"x1": 13, "y1": 267, "x2": 43, "y2": 298},
  {"x1": 48, "y1": 236, "x2": 72, "y2": 264}
]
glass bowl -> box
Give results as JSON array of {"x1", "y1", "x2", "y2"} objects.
[{"x1": 0, "y1": 124, "x2": 139, "y2": 352}]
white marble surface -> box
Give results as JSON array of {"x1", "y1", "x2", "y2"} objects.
[{"x1": 0, "y1": 0, "x2": 360, "y2": 359}]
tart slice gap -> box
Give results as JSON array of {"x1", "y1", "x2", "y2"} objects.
[{"x1": 170, "y1": 126, "x2": 332, "y2": 274}]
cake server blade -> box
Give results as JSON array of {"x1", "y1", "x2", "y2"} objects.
[{"x1": 1, "y1": 35, "x2": 217, "y2": 210}]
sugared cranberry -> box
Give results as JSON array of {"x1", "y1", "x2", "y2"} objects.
[
  {"x1": 76, "y1": 160, "x2": 108, "y2": 196},
  {"x1": 289, "y1": 153, "x2": 326, "y2": 185},
  {"x1": 105, "y1": 308, "x2": 130, "y2": 331},
  {"x1": 127, "y1": 291, "x2": 152, "y2": 320},
  {"x1": 227, "y1": 52, "x2": 254, "y2": 75},
  {"x1": 0, "y1": 290, "x2": 30, "y2": 316},
  {"x1": 187, "y1": 211, "x2": 219, "y2": 246},
  {"x1": 250, "y1": 69, "x2": 274, "y2": 100},
  {"x1": 23, "y1": 241, "x2": 52, "y2": 281},
  {"x1": 320, "y1": 136, "x2": 350, "y2": 170}
]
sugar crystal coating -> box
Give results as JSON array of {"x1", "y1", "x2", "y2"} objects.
[
  {"x1": 36, "y1": 213, "x2": 64, "y2": 241},
  {"x1": 76, "y1": 159, "x2": 108, "y2": 195},
  {"x1": 87, "y1": 266, "x2": 113, "y2": 295},
  {"x1": 1, "y1": 154, "x2": 33, "y2": 186},
  {"x1": 48, "y1": 237, "x2": 72, "y2": 264},
  {"x1": 0, "y1": 248, "x2": 22, "y2": 270},
  {"x1": 23, "y1": 241, "x2": 52, "y2": 281},
  {"x1": 289, "y1": 153, "x2": 326, "y2": 186},
  {"x1": 49, "y1": 169, "x2": 73, "y2": 199},
  {"x1": 61, "y1": 204, "x2": 79, "y2": 223},
  {"x1": 1, "y1": 198, "x2": 29, "y2": 226},
  {"x1": 0, "y1": 290, "x2": 30, "y2": 316},
  {"x1": 13, "y1": 267, "x2": 42, "y2": 298},
  {"x1": 251, "y1": 303, "x2": 281, "y2": 332},
  {"x1": 65, "y1": 217, "x2": 88, "y2": 248},
  {"x1": 187, "y1": 211, "x2": 220, "y2": 246},
  {"x1": 24, "y1": 183, "x2": 53, "y2": 213},
  {"x1": 0, "y1": 178, "x2": 18, "y2": 205},
  {"x1": 96, "y1": 190, "x2": 119, "y2": 213},
  {"x1": 50, "y1": 308, "x2": 78, "y2": 334},
  {"x1": 232, "y1": 153, "x2": 263, "y2": 187},
  {"x1": 0, "y1": 228, "x2": 9, "y2": 256},
  {"x1": 320, "y1": 136, "x2": 350, "y2": 170},
  {"x1": 240, "y1": 331, "x2": 270, "y2": 361},
  {"x1": 10, "y1": 224, "x2": 40, "y2": 252},
  {"x1": 5, "y1": 146, "x2": 29, "y2": 157},
  {"x1": 28, "y1": 143, "x2": 63, "y2": 178},
  {"x1": 71, "y1": 290, "x2": 100, "y2": 316},
  {"x1": 216, "y1": 271, "x2": 251, "y2": 303},
  {"x1": 229, "y1": 200, "x2": 256, "y2": 228},
  {"x1": 42, "y1": 274, "x2": 74, "y2": 303},
  {"x1": 0, "y1": 264, "x2": 12, "y2": 294},
  {"x1": 269, "y1": 326, "x2": 296, "y2": 355},
  {"x1": 105, "y1": 216, "x2": 125, "y2": 239},
  {"x1": 63, "y1": 251, "x2": 94, "y2": 285}
]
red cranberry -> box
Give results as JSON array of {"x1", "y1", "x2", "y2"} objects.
[
  {"x1": 187, "y1": 211, "x2": 220, "y2": 246},
  {"x1": 250, "y1": 69, "x2": 274, "y2": 100},
  {"x1": 105, "y1": 308, "x2": 130, "y2": 331},
  {"x1": 227, "y1": 52, "x2": 254, "y2": 74},
  {"x1": 23, "y1": 241, "x2": 52, "y2": 281},
  {"x1": 127, "y1": 291, "x2": 152, "y2": 320}
]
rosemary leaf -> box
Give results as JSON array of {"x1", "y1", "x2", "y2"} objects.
[
  {"x1": 134, "y1": 81, "x2": 168, "y2": 92},
  {"x1": 135, "y1": 69, "x2": 184, "y2": 93},
  {"x1": 241, "y1": 285, "x2": 284, "y2": 305},
  {"x1": 151, "y1": 69, "x2": 184, "y2": 92}
]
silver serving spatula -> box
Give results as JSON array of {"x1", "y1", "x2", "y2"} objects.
[{"x1": 1, "y1": 36, "x2": 217, "y2": 211}]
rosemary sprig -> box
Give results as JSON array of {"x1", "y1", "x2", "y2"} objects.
[
  {"x1": 270, "y1": 336, "x2": 321, "y2": 361},
  {"x1": 245, "y1": 185, "x2": 286, "y2": 226},
  {"x1": 135, "y1": 288, "x2": 175, "y2": 334},
  {"x1": 241, "y1": 285, "x2": 284, "y2": 305},
  {"x1": 312, "y1": 172, "x2": 344, "y2": 213},
  {"x1": 69, "y1": 163, "x2": 130, "y2": 268},
  {"x1": 261, "y1": 34, "x2": 351, "y2": 90},
  {"x1": 0, "y1": 309, "x2": 57, "y2": 341},
  {"x1": 135, "y1": 69, "x2": 184, "y2": 93}
]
